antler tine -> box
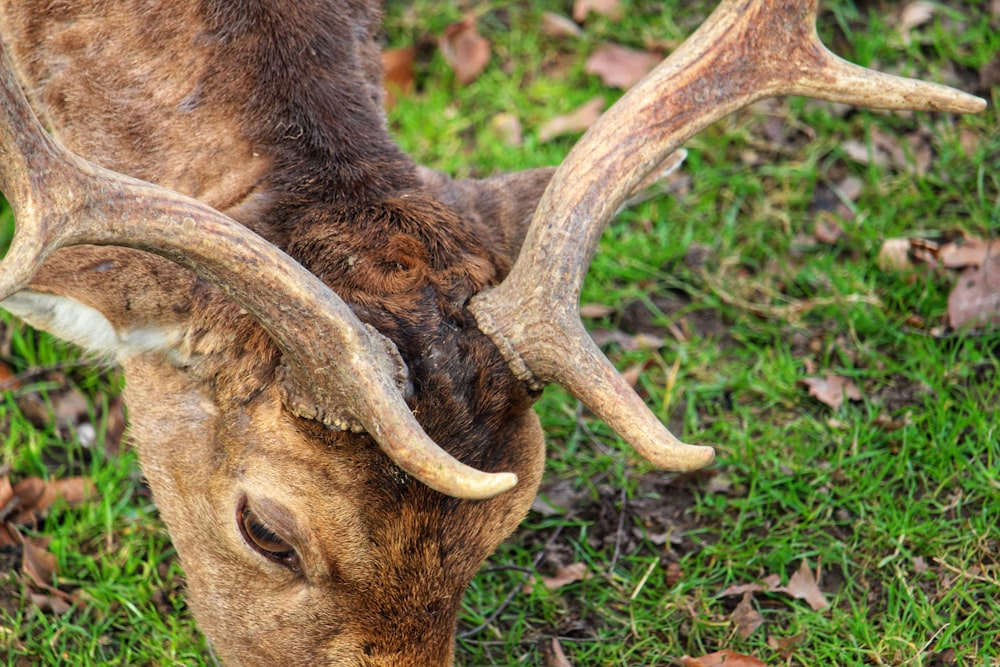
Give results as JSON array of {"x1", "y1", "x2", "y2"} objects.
[
  {"x1": 471, "y1": 0, "x2": 985, "y2": 472},
  {"x1": 0, "y1": 44, "x2": 516, "y2": 501}
]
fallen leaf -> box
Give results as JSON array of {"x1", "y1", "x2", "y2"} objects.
[
  {"x1": 719, "y1": 563, "x2": 829, "y2": 611},
  {"x1": 0, "y1": 360, "x2": 19, "y2": 389},
  {"x1": 899, "y1": 2, "x2": 936, "y2": 33},
  {"x1": 580, "y1": 303, "x2": 615, "y2": 318},
  {"x1": 537, "y1": 97, "x2": 605, "y2": 142},
  {"x1": 781, "y1": 559, "x2": 829, "y2": 611},
  {"x1": 21, "y1": 536, "x2": 58, "y2": 589},
  {"x1": 732, "y1": 591, "x2": 764, "y2": 638},
  {"x1": 799, "y1": 374, "x2": 862, "y2": 410},
  {"x1": 490, "y1": 112, "x2": 523, "y2": 147},
  {"x1": 381, "y1": 46, "x2": 416, "y2": 108},
  {"x1": 767, "y1": 632, "x2": 806, "y2": 659},
  {"x1": 938, "y1": 236, "x2": 1000, "y2": 269},
  {"x1": 524, "y1": 562, "x2": 591, "y2": 593},
  {"x1": 573, "y1": 0, "x2": 622, "y2": 22},
  {"x1": 878, "y1": 237, "x2": 913, "y2": 271},
  {"x1": 585, "y1": 43, "x2": 660, "y2": 89},
  {"x1": 814, "y1": 215, "x2": 844, "y2": 244},
  {"x1": 439, "y1": 16, "x2": 490, "y2": 85},
  {"x1": 589, "y1": 328, "x2": 665, "y2": 352},
  {"x1": 679, "y1": 650, "x2": 769, "y2": 667},
  {"x1": 541, "y1": 562, "x2": 589, "y2": 590},
  {"x1": 948, "y1": 260, "x2": 1000, "y2": 330},
  {"x1": 621, "y1": 362, "x2": 646, "y2": 388},
  {"x1": 541, "y1": 12, "x2": 582, "y2": 38},
  {"x1": 547, "y1": 637, "x2": 574, "y2": 667}
]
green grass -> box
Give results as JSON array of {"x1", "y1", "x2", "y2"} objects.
[{"x1": 2, "y1": 1, "x2": 998, "y2": 665}]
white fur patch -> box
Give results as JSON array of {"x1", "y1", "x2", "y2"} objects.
[{"x1": 1, "y1": 290, "x2": 180, "y2": 361}]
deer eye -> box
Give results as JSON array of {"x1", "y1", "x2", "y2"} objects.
[{"x1": 237, "y1": 499, "x2": 301, "y2": 572}]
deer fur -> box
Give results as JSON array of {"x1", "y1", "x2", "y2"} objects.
[{"x1": 0, "y1": 1, "x2": 554, "y2": 664}]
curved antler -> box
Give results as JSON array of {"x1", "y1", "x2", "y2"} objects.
[
  {"x1": 0, "y1": 44, "x2": 516, "y2": 501},
  {"x1": 471, "y1": 0, "x2": 985, "y2": 471}
]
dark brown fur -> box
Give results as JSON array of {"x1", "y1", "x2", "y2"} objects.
[{"x1": 1, "y1": 1, "x2": 554, "y2": 664}]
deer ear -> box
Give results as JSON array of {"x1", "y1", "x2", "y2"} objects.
[
  {"x1": 2, "y1": 246, "x2": 195, "y2": 361},
  {"x1": 416, "y1": 166, "x2": 555, "y2": 267}
]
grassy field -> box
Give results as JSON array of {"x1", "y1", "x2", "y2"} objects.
[{"x1": 2, "y1": 0, "x2": 998, "y2": 665}]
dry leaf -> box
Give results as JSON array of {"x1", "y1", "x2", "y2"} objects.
[
  {"x1": 547, "y1": 637, "x2": 574, "y2": 667},
  {"x1": 381, "y1": 46, "x2": 416, "y2": 109},
  {"x1": 948, "y1": 261, "x2": 1000, "y2": 330},
  {"x1": 490, "y1": 112, "x2": 523, "y2": 147},
  {"x1": 719, "y1": 563, "x2": 828, "y2": 611},
  {"x1": 878, "y1": 238, "x2": 913, "y2": 271},
  {"x1": 732, "y1": 591, "x2": 764, "y2": 638},
  {"x1": 799, "y1": 374, "x2": 862, "y2": 410},
  {"x1": 542, "y1": 562, "x2": 589, "y2": 590},
  {"x1": 621, "y1": 362, "x2": 646, "y2": 388},
  {"x1": 0, "y1": 360, "x2": 19, "y2": 389},
  {"x1": 21, "y1": 537, "x2": 58, "y2": 589},
  {"x1": 781, "y1": 560, "x2": 829, "y2": 611},
  {"x1": 814, "y1": 215, "x2": 844, "y2": 245},
  {"x1": 524, "y1": 562, "x2": 590, "y2": 593},
  {"x1": 767, "y1": 632, "x2": 806, "y2": 659},
  {"x1": 585, "y1": 43, "x2": 660, "y2": 89},
  {"x1": 538, "y1": 97, "x2": 605, "y2": 142},
  {"x1": 572, "y1": 0, "x2": 622, "y2": 22},
  {"x1": 439, "y1": 16, "x2": 490, "y2": 85},
  {"x1": 938, "y1": 236, "x2": 1000, "y2": 269},
  {"x1": 679, "y1": 650, "x2": 769, "y2": 667},
  {"x1": 541, "y1": 12, "x2": 582, "y2": 38},
  {"x1": 580, "y1": 303, "x2": 615, "y2": 318},
  {"x1": 900, "y1": 2, "x2": 936, "y2": 32}
]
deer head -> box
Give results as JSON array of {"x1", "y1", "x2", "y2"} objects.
[{"x1": 0, "y1": 0, "x2": 983, "y2": 665}]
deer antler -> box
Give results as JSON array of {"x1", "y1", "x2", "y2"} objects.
[
  {"x1": 0, "y1": 44, "x2": 517, "y2": 501},
  {"x1": 471, "y1": 0, "x2": 985, "y2": 471}
]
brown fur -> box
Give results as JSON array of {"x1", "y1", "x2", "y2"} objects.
[{"x1": 1, "y1": 1, "x2": 554, "y2": 664}]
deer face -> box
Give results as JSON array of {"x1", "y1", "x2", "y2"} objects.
[{"x1": 127, "y1": 367, "x2": 543, "y2": 666}]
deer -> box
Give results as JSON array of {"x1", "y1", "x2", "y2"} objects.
[{"x1": 0, "y1": 0, "x2": 984, "y2": 664}]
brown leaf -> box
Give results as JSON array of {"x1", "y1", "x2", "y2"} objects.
[
  {"x1": 580, "y1": 303, "x2": 616, "y2": 318},
  {"x1": 679, "y1": 650, "x2": 769, "y2": 667},
  {"x1": 621, "y1": 362, "x2": 646, "y2": 388},
  {"x1": 541, "y1": 12, "x2": 582, "y2": 38},
  {"x1": 780, "y1": 560, "x2": 829, "y2": 611},
  {"x1": 878, "y1": 237, "x2": 913, "y2": 271},
  {"x1": 524, "y1": 562, "x2": 591, "y2": 593},
  {"x1": 0, "y1": 360, "x2": 19, "y2": 390},
  {"x1": 732, "y1": 591, "x2": 764, "y2": 638},
  {"x1": 0, "y1": 472, "x2": 12, "y2": 509},
  {"x1": 0, "y1": 522, "x2": 18, "y2": 549},
  {"x1": 573, "y1": 0, "x2": 622, "y2": 22},
  {"x1": 537, "y1": 97, "x2": 605, "y2": 142},
  {"x1": 546, "y1": 637, "x2": 574, "y2": 667},
  {"x1": 948, "y1": 260, "x2": 1000, "y2": 330},
  {"x1": 490, "y1": 112, "x2": 523, "y2": 147},
  {"x1": 814, "y1": 215, "x2": 844, "y2": 245},
  {"x1": 381, "y1": 46, "x2": 416, "y2": 109},
  {"x1": 52, "y1": 386, "x2": 90, "y2": 426},
  {"x1": 799, "y1": 374, "x2": 862, "y2": 410},
  {"x1": 542, "y1": 562, "x2": 590, "y2": 590},
  {"x1": 50, "y1": 477, "x2": 96, "y2": 506},
  {"x1": 767, "y1": 632, "x2": 806, "y2": 659},
  {"x1": 21, "y1": 537, "x2": 58, "y2": 589},
  {"x1": 585, "y1": 43, "x2": 660, "y2": 90},
  {"x1": 439, "y1": 16, "x2": 490, "y2": 86},
  {"x1": 938, "y1": 236, "x2": 1000, "y2": 270},
  {"x1": 899, "y1": 2, "x2": 936, "y2": 32}
]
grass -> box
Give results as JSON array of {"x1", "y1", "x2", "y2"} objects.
[{"x1": 2, "y1": 0, "x2": 998, "y2": 665}]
